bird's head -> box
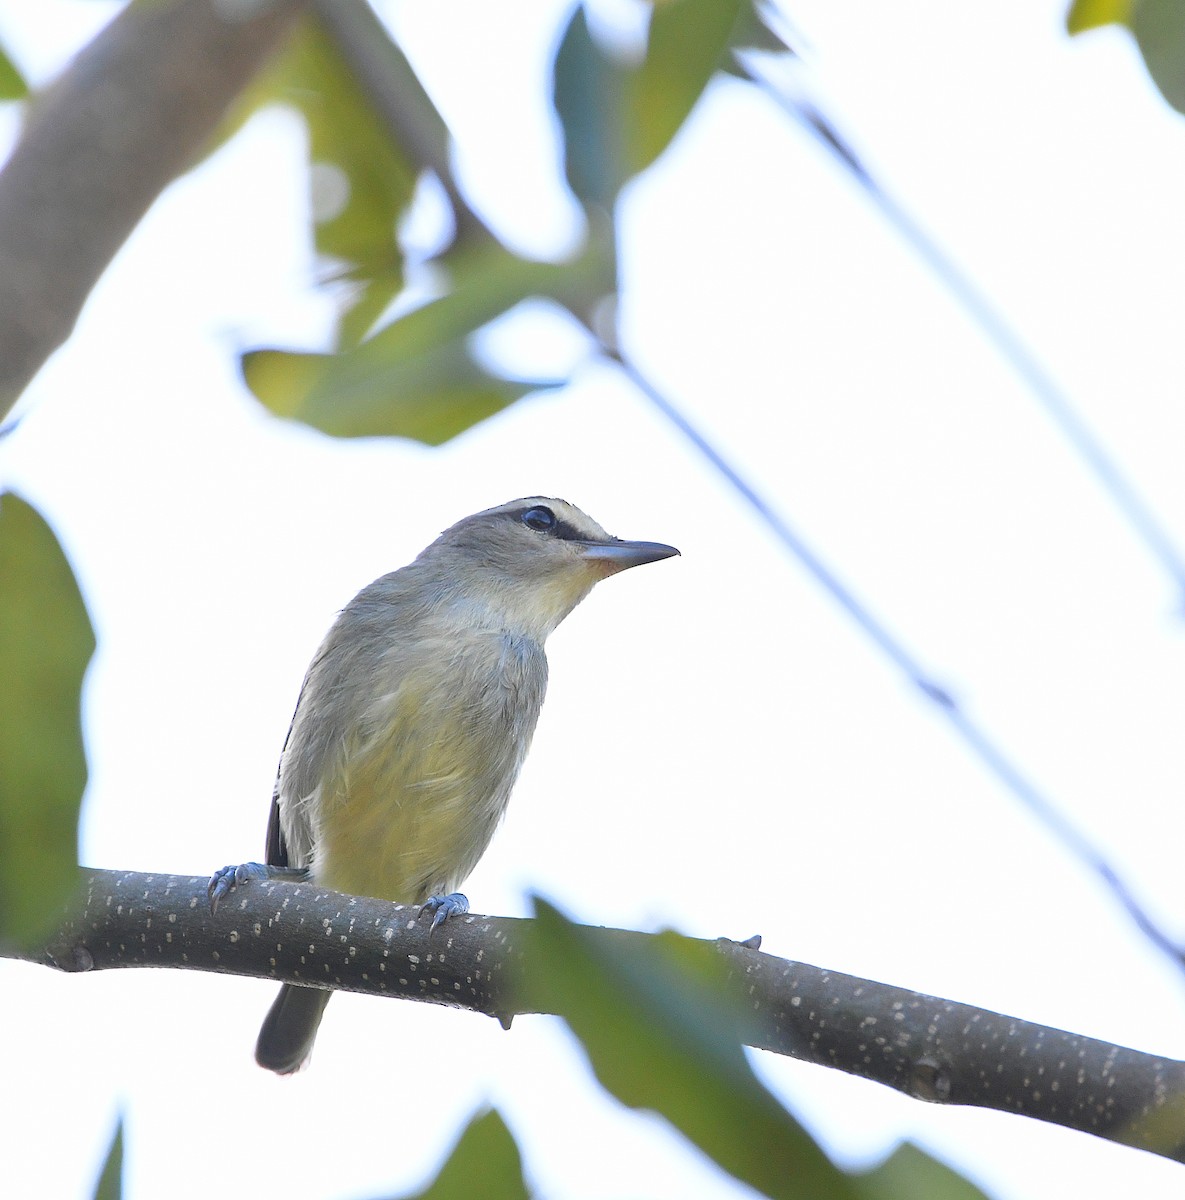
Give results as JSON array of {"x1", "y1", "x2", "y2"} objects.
[{"x1": 419, "y1": 497, "x2": 679, "y2": 639}]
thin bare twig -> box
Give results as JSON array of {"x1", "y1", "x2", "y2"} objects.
[
  {"x1": 608, "y1": 345, "x2": 1185, "y2": 975},
  {"x1": 741, "y1": 58, "x2": 1185, "y2": 607}
]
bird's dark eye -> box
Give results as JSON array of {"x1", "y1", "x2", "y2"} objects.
[{"x1": 522, "y1": 506, "x2": 556, "y2": 532}]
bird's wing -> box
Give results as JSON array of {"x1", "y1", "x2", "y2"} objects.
[
  {"x1": 265, "y1": 787, "x2": 288, "y2": 868},
  {"x1": 266, "y1": 677, "x2": 310, "y2": 869}
]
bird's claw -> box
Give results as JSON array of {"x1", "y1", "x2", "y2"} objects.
[
  {"x1": 418, "y1": 892, "x2": 469, "y2": 932},
  {"x1": 207, "y1": 862, "x2": 271, "y2": 913}
]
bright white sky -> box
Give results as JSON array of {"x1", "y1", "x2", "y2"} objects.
[{"x1": 4, "y1": 1, "x2": 1185, "y2": 1198}]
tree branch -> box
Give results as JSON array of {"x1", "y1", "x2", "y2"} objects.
[
  {"x1": 0, "y1": 0, "x2": 310, "y2": 417},
  {"x1": 11, "y1": 866, "x2": 1185, "y2": 1163}
]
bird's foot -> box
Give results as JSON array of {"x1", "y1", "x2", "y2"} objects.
[
  {"x1": 207, "y1": 862, "x2": 309, "y2": 913},
  {"x1": 418, "y1": 891, "x2": 469, "y2": 932}
]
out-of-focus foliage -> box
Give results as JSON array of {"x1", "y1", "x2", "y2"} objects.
[
  {"x1": 242, "y1": 341, "x2": 550, "y2": 444},
  {"x1": 0, "y1": 43, "x2": 27, "y2": 100},
  {"x1": 1067, "y1": 0, "x2": 1185, "y2": 114},
  {"x1": 554, "y1": 0, "x2": 774, "y2": 203},
  {"x1": 241, "y1": 242, "x2": 601, "y2": 440},
  {"x1": 525, "y1": 899, "x2": 861, "y2": 1200},
  {"x1": 401, "y1": 1109, "x2": 529, "y2": 1200},
  {"x1": 0, "y1": 493, "x2": 93, "y2": 946},
  {"x1": 91, "y1": 1117, "x2": 123, "y2": 1200},
  {"x1": 233, "y1": 13, "x2": 419, "y2": 348},
  {"x1": 857, "y1": 1142, "x2": 993, "y2": 1200},
  {"x1": 553, "y1": 7, "x2": 630, "y2": 212},
  {"x1": 498, "y1": 899, "x2": 990, "y2": 1200},
  {"x1": 239, "y1": 0, "x2": 767, "y2": 446},
  {"x1": 1129, "y1": 0, "x2": 1185, "y2": 112},
  {"x1": 1066, "y1": 0, "x2": 1132, "y2": 32},
  {"x1": 628, "y1": 0, "x2": 743, "y2": 172}
]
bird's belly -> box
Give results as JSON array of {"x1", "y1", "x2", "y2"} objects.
[
  {"x1": 316, "y1": 782, "x2": 488, "y2": 904},
  {"x1": 313, "y1": 723, "x2": 525, "y2": 904},
  {"x1": 300, "y1": 630, "x2": 544, "y2": 905}
]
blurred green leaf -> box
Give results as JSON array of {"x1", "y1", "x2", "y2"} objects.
[
  {"x1": 218, "y1": 13, "x2": 420, "y2": 346},
  {"x1": 404, "y1": 1109, "x2": 530, "y2": 1200},
  {"x1": 554, "y1": 7, "x2": 629, "y2": 209},
  {"x1": 92, "y1": 1117, "x2": 123, "y2": 1200},
  {"x1": 628, "y1": 0, "x2": 742, "y2": 174},
  {"x1": 1068, "y1": 0, "x2": 1185, "y2": 116},
  {"x1": 213, "y1": 4, "x2": 468, "y2": 350},
  {"x1": 282, "y1": 16, "x2": 418, "y2": 337},
  {"x1": 0, "y1": 494, "x2": 94, "y2": 945},
  {"x1": 858, "y1": 1142, "x2": 993, "y2": 1200},
  {"x1": 369, "y1": 249, "x2": 571, "y2": 363},
  {"x1": 720, "y1": 1, "x2": 797, "y2": 79},
  {"x1": 1131, "y1": 0, "x2": 1185, "y2": 113},
  {"x1": 242, "y1": 235, "x2": 615, "y2": 443},
  {"x1": 527, "y1": 899, "x2": 865, "y2": 1200},
  {"x1": 336, "y1": 268, "x2": 403, "y2": 348},
  {"x1": 1066, "y1": 0, "x2": 1132, "y2": 34},
  {"x1": 243, "y1": 340, "x2": 559, "y2": 444},
  {"x1": 556, "y1": 1, "x2": 781, "y2": 201},
  {"x1": 730, "y1": 0, "x2": 797, "y2": 56},
  {"x1": 379, "y1": 238, "x2": 612, "y2": 361},
  {"x1": 0, "y1": 44, "x2": 27, "y2": 100}
]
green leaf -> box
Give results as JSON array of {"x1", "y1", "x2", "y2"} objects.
[
  {"x1": 1066, "y1": 0, "x2": 1133, "y2": 34},
  {"x1": 0, "y1": 43, "x2": 27, "y2": 100},
  {"x1": 404, "y1": 1109, "x2": 530, "y2": 1200},
  {"x1": 729, "y1": 0, "x2": 797, "y2": 56},
  {"x1": 216, "y1": 12, "x2": 423, "y2": 345},
  {"x1": 527, "y1": 899, "x2": 866, "y2": 1200},
  {"x1": 858, "y1": 1142, "x2": 993, "y2": 1200},
  {"x1": 628, "y1": 0, "x2": 743, "y2": 174},
  {"x1": 0, "y1": 494, "x2": 94, "y2": 946},
  {"x1": 336, "y1": 268, "x2": 403, "y2": 349},
  {"x1": 374, "y1": 239, "x2": 612, "y2": 362},
  {"x1": 553, "y1": 7, "x2": 629, "y2": 209},
  {"x1": 1130, "y1": 0, "x2": 1185, "y2": 113},
  {"x1": 1068, "y1": 0, "x2": 1185, "y2": 116},
  {"x1": 720, "y1": 0, "x2": 798, "y2": 79},
  {"x1": 555, "y1": 1, "x2": 778, "y2": 198},
  {"x1": 91, "y1": 1117, "x2": 123, "y2": 1200},
  {"x1": 243, "y1": 340, "x2": 558, "y2": 444},
  {"x1": 241, "y1": 236, "x2": 614, "y2": 443},
  {"x1": 282, "y1": 17, "x2": 418, "y2": 323},
  {"x1": 367, "y1": 249, "x2": 571, "y2": 364}
]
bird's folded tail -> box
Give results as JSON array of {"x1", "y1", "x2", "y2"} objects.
[{"x1": 256, "y1": 984, "x2": 332, "y2": 1074}]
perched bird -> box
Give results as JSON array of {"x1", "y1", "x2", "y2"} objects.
[{"x1": 209, "y1": 497, "x2": 678, "y2": 1073}]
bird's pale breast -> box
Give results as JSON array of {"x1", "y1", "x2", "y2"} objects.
[{"x1": 297, "y1": 627, "x2": 547, "y2": 903}]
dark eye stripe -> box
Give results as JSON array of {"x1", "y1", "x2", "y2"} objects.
[
  {"x1": 552, "y1": 519, "x2": 589, "y2": 542},
  {"x1": 514, "y1": 506, "x2": 591, "y2": 543}
]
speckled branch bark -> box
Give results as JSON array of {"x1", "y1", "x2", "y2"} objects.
[
  {"x1": 9, "y1": 866, "x2": 1185, "y2": 1164},
  {"x1": 714, "y1": 942, "x2": 1185, "y2": 1162},
  {"x1": 0, "y1": 0, "x2": 309, "y2": 417}
]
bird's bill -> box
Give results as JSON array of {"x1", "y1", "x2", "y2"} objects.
[{"x1": 578, "y1": 539, "x2": 680, "y2": 571}]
